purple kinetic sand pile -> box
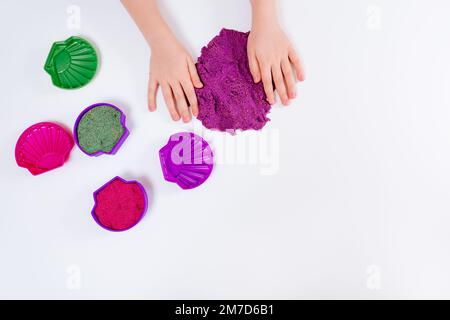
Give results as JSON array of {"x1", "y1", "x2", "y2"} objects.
[{"x1": 195, "y1": 29, "x2": 271, "y2": 131}]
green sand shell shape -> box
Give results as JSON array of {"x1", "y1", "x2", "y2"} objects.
[
  {"x1": 77, "y1": 106, "x2": 125, "y2": 155},
  {"x1": 44, "y1": 36, "x2": 98, "y2": 89}
]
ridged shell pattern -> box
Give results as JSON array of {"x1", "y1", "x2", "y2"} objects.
[
  {"x1": 15, "y1": 122, "x2": 74, "y2": 175},
  {"x1": 44, "y1": 36, "x2": 98, "y2": 89},
  {"x1": 159, "y1": 132, "x2": 213, "y2": 189}
]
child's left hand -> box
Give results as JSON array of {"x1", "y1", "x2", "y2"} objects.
[{"x1": 248, "y1": 20, "x2": 304, "y2": 106}]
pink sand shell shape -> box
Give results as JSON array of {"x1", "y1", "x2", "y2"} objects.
[
  {"x1": 15, "y1": 122, "x2": 74, "y2": 175},
  {"x1": 91, "y1": 176, "x2": 149, "y2": 232},
  {"x1": 159, "y1": 132, "x2": 214, "y2": 189}
]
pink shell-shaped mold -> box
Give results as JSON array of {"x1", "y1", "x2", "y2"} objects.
[
  {"x1": 15, "y1": 122, "x2": 74, "y2": 175},
  {"x1": 159, "y1": 132, "x2": 214, "y2": 189}
]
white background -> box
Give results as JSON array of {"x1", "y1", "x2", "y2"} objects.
[{"x1": 1, "y1": 0, "x2": 450, "y2": 299}]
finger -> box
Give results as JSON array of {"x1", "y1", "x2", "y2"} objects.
[
  {"x1": 172, "y1": 82, "x2": 191, "y2": 123},
  {"x1": 281, "y1": 59, "x2": 296, "y2": 99},
  {"x1": 260, "y1": 62, "x2": 275, "y2": 105},
  {"x1": 161, "y1": 83, "x2": 180, "y2": 121},
  {"x1": 288, "y1": 48, "x2": 304, "y2": 81},
  {"x1": 148, "y1": 77, "x2": 158, "y2": 111},
  {"x1": 187, "y1": 59, "x2": 203, "y2": 89},
  {"x1": 272, "y1": 65, "x2": 289, "y2": 106},
  {"x1": 181, "y1": 80, "x2": 199, "y2": 117},
  {"x1": 248, "y1": 51, "x2": 261, "y2": 83}
]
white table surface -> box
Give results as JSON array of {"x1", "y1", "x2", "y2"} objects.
[{"x1": 1, "y1": 0, "x2": 450, "y2": 299}]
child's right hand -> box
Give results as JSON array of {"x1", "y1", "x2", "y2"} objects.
[{"x1": 148, "y1": 37, "x2": 203, "y2": 122}]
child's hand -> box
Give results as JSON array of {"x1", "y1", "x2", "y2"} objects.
[
  {"x1": 248, "y1": 0, "x2": 304, "y2": 106},
  {"x1": 148, "y1": 37, "x2": 203, "y2": 122},
  {"x1": 121, "y1": 0, "x2": 202, "y2": 122}
]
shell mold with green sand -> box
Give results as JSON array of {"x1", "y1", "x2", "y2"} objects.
[
  {"x1": 74, "y1": 103, "x2": 129, "y2": 156},
  {"x1": 44, "y1": 36, "x2": 98, "y2": 89}
]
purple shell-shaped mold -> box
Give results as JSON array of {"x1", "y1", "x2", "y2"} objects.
[
  {"x1": 73, "y1": 103, "x2": 129, "y2": 157},
  {"x1": 91, "y1": 176, "x2": 148, "y2": 232},
  {"x1": 159, "y1": 132, "x2": 214, "y2": 189}
]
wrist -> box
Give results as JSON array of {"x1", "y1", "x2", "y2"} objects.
[
  {"x1": 147, "y1": 26, "x2": 176, "y2": 49},
  {"x1": 251, "y1": 0, "x2": 279, "y2": 28}
]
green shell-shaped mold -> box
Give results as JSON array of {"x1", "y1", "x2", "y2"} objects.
[{"x1": 44, "y1": 36, "x2": 98, "y2": 89}]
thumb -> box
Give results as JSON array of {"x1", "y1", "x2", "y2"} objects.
[
  {"x1": 188, "y1": 59, "x2": 203, "y2": 89},
  {"x1": 248, "y1": 52, "x2": 261, "y2": 83}
]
